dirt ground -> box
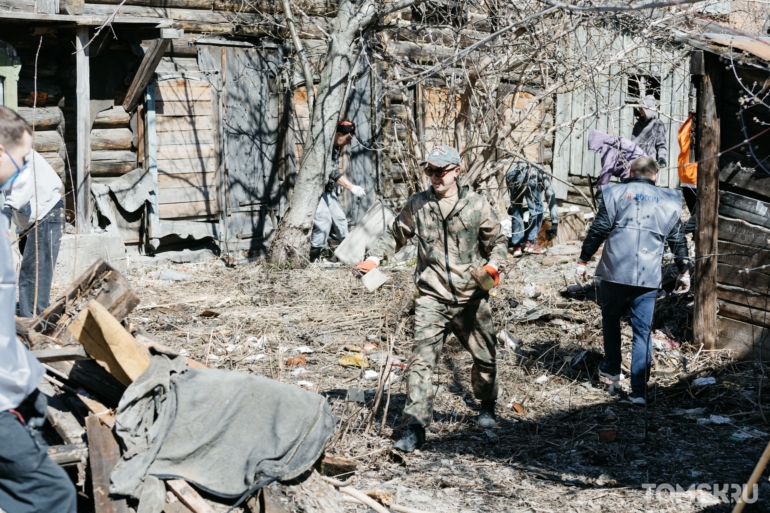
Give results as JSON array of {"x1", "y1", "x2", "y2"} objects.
[{"x1": 98, "y1": 251, "x2": 770, "y2": 512}]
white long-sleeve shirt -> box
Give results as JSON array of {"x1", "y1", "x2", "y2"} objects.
[
  {"x1": 0, "y1": 214, "x2": 43, "y2": 412},
  {"x1": 2, "y1": 150, "x2": 63, "y2": 233}
]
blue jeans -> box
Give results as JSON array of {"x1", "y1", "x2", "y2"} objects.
[
  {"x1": 18, "y1": 201, "x2": 63, "y2": 317},
  {"x1": 0, "y1": 411, "x2": 77, "y2": 513},
  {"x1": 510, "y1": 187, "x2": 544, "y2": 247},
  {"x1": 599, "y1": 280, "x2": 657, "y2": 394}
]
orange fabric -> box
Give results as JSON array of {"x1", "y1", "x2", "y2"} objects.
[
  {"x1": 483, "y1": 265, "x2": 500, "y2": 286},
  {"x1": 354, "y1": 260, "x2": 377, "y2": 273},
  {"x1": 677, "y1": 113, "x2": 698, "y2": 186}
]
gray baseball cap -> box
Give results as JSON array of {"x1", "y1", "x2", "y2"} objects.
[{"x1": 423, "y1": 145, "x2": 461, "y2": 168}]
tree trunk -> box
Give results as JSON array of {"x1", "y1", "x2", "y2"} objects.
[{"x1": 268, "y1": 0, "x2": 366, "y2": 266}]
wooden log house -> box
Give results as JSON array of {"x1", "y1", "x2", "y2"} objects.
[{"x1": 685, "y1": 34, "x2": 770, "y2": 358}]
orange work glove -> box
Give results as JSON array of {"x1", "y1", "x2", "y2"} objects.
[
  {"x1": 471, "y1": 265, "x2": 500, "y2": 291},
  {"x1": 354, "y1": 259, "x2": 377, "y2": 275}
]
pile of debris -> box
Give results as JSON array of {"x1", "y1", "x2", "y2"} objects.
[{"x1": 16, "y1": 259, "x2": 420, "y2": 513}]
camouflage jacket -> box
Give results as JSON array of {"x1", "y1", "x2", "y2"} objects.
[{"x1": 369, "y1": 185, "x2": 507, "y2": 304}]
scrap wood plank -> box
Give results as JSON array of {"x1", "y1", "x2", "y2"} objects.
[
  {"x1": 166, "y1": 480, "x2": 217, "y2": 513},
  {"x1": 86, "y1": 415, "x2": 129, "y2": 513},
  {"x1": 32, "y1": 346, "x2": 89, "y2": 363},
  {"x1": 48, "y1": 443, "x2": 88, "y2": 466},
  {"x1": 38, "y1": 380, "x2": 86, "y2": 444},
  {"x1": 68, "y1": 300, "x2": 151, "y2": 387}
]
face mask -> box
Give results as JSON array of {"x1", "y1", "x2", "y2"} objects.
[{"x1": 0, "y1": 153, "x2": 28, "y2": 192}]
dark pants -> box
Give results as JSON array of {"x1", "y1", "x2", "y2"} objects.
[
  {"x1": 18, "y1": 201, "x2": 63, "y2": 317},
  {"x1": 683, "y1": 187, "x2": 696, "y2": 235},
  {"x1": 599, "y1": 280, "x2": 657, "y2": 394},
  {"x1": 0, "y1": 411, "x2": 77, "y2": 513}
]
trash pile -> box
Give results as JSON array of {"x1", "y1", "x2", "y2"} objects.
[{"x1": 16, "y1": 258, "x2": 416, "y2": 513}]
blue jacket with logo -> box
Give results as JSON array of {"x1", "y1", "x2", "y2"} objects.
[{"x1": 579, "y1": 177, "x2": 690, "y2": 288}]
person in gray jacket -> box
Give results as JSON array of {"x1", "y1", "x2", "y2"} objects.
[
  {"x1": 575, "y1": 157, "x2": 691, "y2": 405},
  {"x1": 309, "y1": 120, "x2": 366, "y2": 262},
  {"x1": 631, "y1": 95, "x2": 668, "y2": 168},
  {"x1": 3, "y1": 149, "x2": 64, "y2": 317},
  {"x1": 0, "y1": 106, "x2": 76, "y2": 513}
]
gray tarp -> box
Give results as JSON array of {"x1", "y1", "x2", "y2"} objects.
[{"x1": 110, "y1": 351, "x2": 336, "y2": 513}]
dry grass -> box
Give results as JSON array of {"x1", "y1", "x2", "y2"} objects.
[{"x1": 113, "y1": 254, "x2": 770, "y2": 513}]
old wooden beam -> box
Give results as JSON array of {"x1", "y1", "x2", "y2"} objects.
[
  {"x1": 166, "y1": 480, "x2": 217, "y2": 513},
  {"x1": 75, "y1": 26, "x2": 91, "y2": 234},
  {"x1": 86, "y1": 415, "x2": 129, "y2": 513},
  {"x1": 48, "y1": 443, "x2": 88, "y2": 466},
  {"x1": 32, "y1": 347, "x2": 89, "y2": 363},
  {"x1": 123, "y1": 34, "x2": 179, "y2": 112},
  {"x1": 694, "y1": 51, "x2": 720, "y2": 352},
  {"x1": 39, "y1": 380, "x2": 86, "y2": 444}
]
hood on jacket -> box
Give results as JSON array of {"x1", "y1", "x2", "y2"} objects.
[{"x1": 638, "y1": 95, "x2": 658, "y2": 121}]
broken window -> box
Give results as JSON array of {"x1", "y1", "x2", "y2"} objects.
[{"x1": 627, "y1": 74, "x2": 661, "y2": 101}]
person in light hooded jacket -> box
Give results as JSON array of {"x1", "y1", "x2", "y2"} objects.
[
  {"x1": 0, "y1": 106, "x2": 76, "y2": 513},
  {"x1": 631, "y1": 95, "x2": 668, "y2": 169}
]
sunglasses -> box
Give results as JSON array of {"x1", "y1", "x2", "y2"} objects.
[{"x1": 424, "y1": 165, "x2": 456, "y2": 178}]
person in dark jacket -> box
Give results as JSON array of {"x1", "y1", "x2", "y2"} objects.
[
  {"x1": 575, "y1": 157, "x2": 691, "y2": 405},
  {"x1": 631, "y1": 95, "x2": 668, "y2": 168},
  {"x1": 506, "y1": 162, "x2": 559, "y2": 256}
]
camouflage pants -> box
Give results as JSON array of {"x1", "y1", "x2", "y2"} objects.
[{"x1": 402, "y1": 295, "x2": 498, "y2": 427}]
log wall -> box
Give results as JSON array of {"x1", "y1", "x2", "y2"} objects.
[{"x1": 714, "y1": 61, "x2": 770, "y2": 359}]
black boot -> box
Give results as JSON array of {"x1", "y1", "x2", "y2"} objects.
[
  {"x1": 393, "y1": 425, "x2": 425, "y2": 452},
  {"x1": 309, "y1": 246, "x2": 322, "y2": 262},
  {"x1": 478, "y1": 400, "x2": 496, "y2": 428}
]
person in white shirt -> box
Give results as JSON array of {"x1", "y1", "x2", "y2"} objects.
[
  {"x1": 2, "y1": 149, "x2": 64, "y2": 317},
  {"x1": 0, "y1": 106, "x2": 76, "y2": 513}
]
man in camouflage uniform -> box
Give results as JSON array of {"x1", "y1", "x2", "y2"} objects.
[{"x1": 355, "y1": 145, "x2": 508, "y2": 452}]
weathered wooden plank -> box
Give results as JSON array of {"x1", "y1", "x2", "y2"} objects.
[
  {"x1": 158, "y1": 129, "x2": 215, "y2": 146},
  {"x1": 716, "y1": 240, "x2": 770, "y2": 271},
  {"x1": 166, "y1": 480, "x2": 217, "y2": 513},
  {"x1": 717, "y1": 316, "x2": 770, "y2": 360},
  {"x1": 156, "y1": 100, "x2": 211, "y2": 116},
  {"x1": 719, "y1": 299, "x2": 770, "y2": 329},
  {"x1": 158, "y1": 186, "x2": 215, "y2": 204},
  {"x1": 718, "y1": 283, "x2": 770, "y2": 312},
  {"x1": 155, "y1": 81, "x2": 211, "y2": 102},
  {"x1": 719, "y1": 159, "x2": 770, "y2": 201},
  {"x1": 718, "y1": 216, "x2": 770, "y2": 249},
  {"x1": 694, "y1": 52, "x2": 721, "y2": 352},
  {"x1": 157, "y1": 157, "x2": 216, "y2": 174},
  {"x1": 38, "y1": 380, "x2": 86, "y2": 445},
  {"x1": 76, "y1": 26, "x2": 91, "y2": 234},
  {"x1": 124, "y1": 38, "x2": 172, "y2": 112},
  {"x1": 91, "y1": 128, "x2": 133, "y2": 151},
  {"x1": 69, "y1": 360, "x2": 127, "y2": 406},
  {"x1": 158, "y1": 171, "x2": 217, "y2": 188},
  {"x1": 159, "y1": 200, "x2": 217, "y2": 219},
  {"x1": 156, "y1": 115, "x2": 212, "y2": 132},
  {"x1": 719, "y1": 191, "x2": 770, "y2": 230},
  {"x1": 156, "y1": 143, "x2": 216, "y2": 160},
  {"x1": 18, "y1": 106, "x2": 63, "y2": 130},
  {"x1": 32, "y1": 347, "x2": 89, "y2": 363},
  {"x1": 48, "y1": 443, "x2": 88, "y2": 466},
  {"x1": 718, "y1": 263, "x2": 770, "y2": 295},
  {"x1": 86, "y1": 415, "x2": 129, "y2": 513},
  {"x1": 86, "y1": 0, "x2": 337, "y2": 15},
  {"x1": 156, "y1": 56, "x2": 200, "y2": 73}
]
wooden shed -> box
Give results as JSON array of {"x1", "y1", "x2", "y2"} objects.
[{"x1": 686, "y1": 33, "x2": 770, "y2": 358}]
